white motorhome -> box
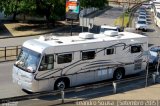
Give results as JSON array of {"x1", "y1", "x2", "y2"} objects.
[{"x1": 12, "y1": 31, "x2": 148, "y2": 92}]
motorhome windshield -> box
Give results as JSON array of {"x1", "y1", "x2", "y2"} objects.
[{"x1": 14, "y1": 47, "x2": 41, "y2": 73}]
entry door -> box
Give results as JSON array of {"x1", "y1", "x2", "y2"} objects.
[{"x1": 131, "y1": 45, "x2": 143, "y2": 72}]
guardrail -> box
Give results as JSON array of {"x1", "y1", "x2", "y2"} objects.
[
  {"x1": 0, "y1": 46, "x2": 21, "y2": 62},
  {"x1": 0, "y1": 74, "x2": 154, "y2": 105}
]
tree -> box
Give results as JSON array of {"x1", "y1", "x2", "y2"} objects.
[
  {"x1": 35, "y1": 0, "x2": 65, "y2": 24},
  {"x1": 79, "y1": 0, "x2": 108, "y2": 8},
  {"x1": 0, "y1": 0, "x2": 18, "y2": 20},
  {"x1": 0, "y1": 0, "x2": 108, "y2": 22},
  {"x1": 0, "y1": 0, "x2": 36, "y2": 20}
]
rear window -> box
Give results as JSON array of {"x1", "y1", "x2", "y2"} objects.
[
  {"x1": 139, "y1": 16, "x2": 145, "y2": 19},
  {"x1": 138, "y1": 21, "x2": 146, "y2": 24}
]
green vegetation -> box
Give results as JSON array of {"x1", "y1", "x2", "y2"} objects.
[
  {"x1": 0, "y1": 0, "x2": 108, "y2": 23},
  {"x1": 80, "y1": 0, "x2": 108, "y2": 9},
  {"x1": 114, "y1": 12, "x2": 130, "y2": 27},
  {"x1": 0, "y1": 0, "x2": 66, "y2": 22}
]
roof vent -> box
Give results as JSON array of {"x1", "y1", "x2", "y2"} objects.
[
  {"x1": 79, "y1": 32, "x2": 94, "y2": 39},
  {"x1": 39, "y1": 36, "x2": 59, "y2": 41},
  {"x1": 104, "y1": 31, "x2": 118, "y2": 37},
  {"x1": 39, "y1": 36, "x2": 45, "y2": 41}
]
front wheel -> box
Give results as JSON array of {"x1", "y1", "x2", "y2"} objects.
[
  {"x1": 143, "y1": 29, "x2": 147, "y2": 32},
  {"x1": 113, "y1": 69, "x2": 124, "y2": 80},
  {"x1": 54, "y1": 80, "x2": 66, "y2": 90}
]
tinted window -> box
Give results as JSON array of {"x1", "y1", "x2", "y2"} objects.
[
  {"x1": 39, "y1": 55, "x2": 54, "y2": 71},
  {"x1": 106, "y1": 48, "x2": 115, "y2": 55},
  {"x1": 157, "y1": 12, "x2": 160, "y2": 18},
  {"x1": 139, "y1": 16, "x2": 146, "y2": 19},
  {"x1": 131, "y1": 45, "x2": 142, "y2": 53},
  {"x1": 82, "y1": 51, "x2": 95, "y2": 60},
  {"x1": 138, "y1": 21, "x2": 146, "y2": 24},
  {"x1": 57, "y1": 53, "x2": 72, "y2": 64}
]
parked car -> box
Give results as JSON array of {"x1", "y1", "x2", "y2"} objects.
[
  {"x1": 149, "y1": 46, "x2": 160, "y2": 70},
  {"x1": 139, "y1": 11, "x2": 147, "y2": 16},
  {"x1": 142, "y1": 3, "x2": 151, "y2": 9},
  {"x1": 137, "y1": 7, "x2": 146, "y2": 13},
  {"x1": 100, "y1": 25, "x2": 120, "y2": 34},
  {"x1": 135, "y1": 20, "x2": 148, "y2": 31},
  {"x1": 137, "y1": 15, "x2": 147, "y2": 21}
]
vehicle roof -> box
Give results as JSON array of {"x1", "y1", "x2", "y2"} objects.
[
  {"x1": 137, "y1": 20, "x2": 146, "y2": 22},
  {"x1": 23, "y1": 32, "x2": 147, "y2": 53},
  {"x1": 139, "y1": 15, "x2": 146, "y2": 17},
  {"x1": 138, "y1": 16, "x2": 147, "y2": 20}
]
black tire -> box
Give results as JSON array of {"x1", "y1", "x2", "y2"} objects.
[
  {"x1": 54, "y1": 80, "x2": 66, "y2": 90},
  {"x1": 113, "y1": 69, "x2": 124, "y2": 80},
  {"x1": 154, "y1": 63, "x2": 158, "y2": 70},
  {"x1": 144, "y1": 29, "x2": 147, "y2": 32}
]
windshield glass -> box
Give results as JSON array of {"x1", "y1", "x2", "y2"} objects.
[
  {"x1": 15, "y1": 47, "x2": 41, "y2": 73},
  {"x1": 100, "y1": 28, "x2": 117, "y2": 33},
  {"x1": 139, "y1": 16, "x2": 146, "y2": 19},
  {"x1": 150, "y1": 47, "x2": 160, "y2": 52},
  {"x1": 138, "y1": 21, "x2": 146, "y2": 24}
]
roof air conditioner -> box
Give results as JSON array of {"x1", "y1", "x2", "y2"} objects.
[
  {"x1": 104, "y1": 31, "x2": 118, "y2": 37},
  {"x1": 79, "y1": 32, "x2": 94, "y2": 39}
]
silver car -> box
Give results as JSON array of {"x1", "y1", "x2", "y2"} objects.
[
  {"x1": 137, "y1": 15, "x2": 147, "y2": 21},
  {"x1": 135, "y1": 20, "x2": 148, "y2": 31},
  {"x1": 149, "y1": 46, "x2": 160, "y2": 70}
]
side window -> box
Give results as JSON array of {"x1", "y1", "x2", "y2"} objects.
[
  {"x1": 131, "y1": 45, "x2": 141, "y2": 53},
  {"x1": 57, "y1": 53, "x2": 72, "y2": 64},
  {"x1": 39, "y1": 55, "x2": 54, "y2": 71},
  {"x1": 82, "y1": 51, "x2": 95, "y2": 60},
  {"x1": 106, "y1": 48, "x2": 115, "y2": 55}
]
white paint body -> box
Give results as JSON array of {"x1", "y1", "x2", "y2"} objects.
[{"x1": 12, "y1": 32, "x2": 148, "y2": 92}]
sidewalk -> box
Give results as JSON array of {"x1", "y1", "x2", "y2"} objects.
[{"x1": 60, "y1": 77, "x2": 160, "y2": 106}]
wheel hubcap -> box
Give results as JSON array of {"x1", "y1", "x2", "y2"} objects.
[
  {"x1": 57, "y1": 81, "x2": 65, "y2": 90},
  {"x1": 116, "y1": 72, "x2": 122, "y2": 80}
]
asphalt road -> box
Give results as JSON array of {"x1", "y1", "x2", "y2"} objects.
[
  {"x1": 94, "y1": 4, "x2": 123, "y2": 26},
  {"x1": 0, "y1": 61, "x2": 26, "y2": 98}
]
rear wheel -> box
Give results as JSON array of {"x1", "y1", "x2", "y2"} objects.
[
  {"x1": 113, "y1": 69, "x2": 124, "y2": 80},
  {"x1": 144, "y1": 29, "x2": 147, "y2": 32},
  {"x1": 154, "y1": 63, "x2": 158, "y2": 70}
]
